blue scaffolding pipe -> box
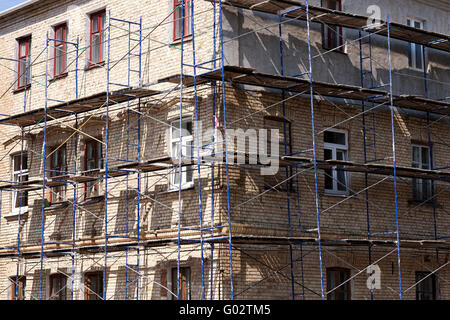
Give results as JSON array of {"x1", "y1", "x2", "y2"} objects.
[
  {"x1": 39, "y1": 32, "x2": 50, "y2": 300},
  {"x1": 305, "y1": 0, "x2": 325, "y2": 300},
  {"x1": 278, "y1": 10, "x2": 295, "y2": 301},
  {"x1": 358, "y1": 28, "x2": 374, "y2": 300},
  {"x1": 176, "y1": 0, "x2": 186, "y2": 301},
  {"x1": 104, "y1": 11, "x2": 143, "y2": 301},
  {"x1": 190, "y1": 1, "x2": 206, "y2": 299},
  {"x1": 71, "y1": 114, "x2": 78, "y2": 300},
  {"x1": 38, "y1": 30, "x2": 81, "y2": 301},
  {"x1": 387, "y1": 16, "x2": 403, "y2": 300},
  {"x1": 219, "y1": 0, "x2": 235, "y2": 300},
  {"x1": 209, "y1": 0, "x2": 217, "y2": 301},
  {"x1": 13, "y1": 54, "x2": 30, "y2": 300},
  {"x1": 103, "y1": 11, "x2": 112, "y2": 300}
]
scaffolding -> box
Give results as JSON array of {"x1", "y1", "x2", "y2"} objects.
[{"x1": 0, "y1": 0, "x2": 449, "y2": 300}]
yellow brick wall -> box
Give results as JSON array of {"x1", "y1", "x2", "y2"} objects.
[{"x1": 0, "y1": 0, "x2": 448, "y2": 300}]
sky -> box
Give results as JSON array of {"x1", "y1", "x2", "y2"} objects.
[{"x1": 0, "y1": 0, "x2": 28, "y2": 13}]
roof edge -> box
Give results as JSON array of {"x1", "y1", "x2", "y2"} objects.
[{"x1": 0, "y1": 0, "x2": 42, "y2": 20}]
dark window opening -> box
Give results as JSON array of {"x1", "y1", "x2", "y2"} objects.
[
  {"x1": 50, "y1": 274, "x2": 68, "y2": 300},
  {"x1": 84, "y1": 272, "x2": 103, "y2": 300},
  {"x1": 84, "y1": 139, "x2": 104, "y2": 199},
  {"x1": 10, "y1": 276, "x2": 26, "y2": 300},
  {"x1": 327, "y1": 268, "x2": 351, "y2": 300},
  {"x1": 171, "y1": 267, "x2": 191, "y2": 300},
  {"x1": 321, "y1": 0, "x2": 344, "y2": 51},
  {"x1": 416, "y1": 271, "x2": 436, "y2": 300}
]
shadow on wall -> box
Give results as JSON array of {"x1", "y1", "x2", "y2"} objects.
[
  {"x1": 232, "y1": 246, "x2": 292, "y2": 300},
  {"x1": 27, "y1": 200, "x2": 44, "y2": 245},
  {"x1": 30, "y1": 269, "x2": 49, "y2": 300},
  {"x1": 49, "y1": 206, "x2": 75, "y2": 242},
  {"x1": 148, "y1": 186, "x2": 199, "y2": 231},
  {"x1": 223, "y1": 9, "x2": 448, "y2": 100},
  {"x1": 150, "y1": 257, "x2": 204, "y2": 300},
  {"x1": 115, "y1": 189, "x2": 138, "y2": 235},
  {"x1": 113, "y1": 265, "x2": 138, "y2": 300},
  {"x1": 82, "y1": 201, "x2": 105, "y2": 238}
]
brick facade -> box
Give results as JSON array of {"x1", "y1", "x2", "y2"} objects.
[{"x1": 0, "y1": 0, "x2": 448, "y2": 300}]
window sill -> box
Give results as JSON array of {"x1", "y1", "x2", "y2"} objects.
[
  {"x1": 171, "y1": 35, "x2": 193, "y2": 47},
  {"x1": 3, "y1": 209, "x2": 29, "y2": 219},
  {"x1": 406, "y1": 66, "x2": 425, "y2": 73},
  {"x1": 79, "y1": 195, "x2": 104, "y2": 206},
  {"x1": 13, "y1": 84, "x2": 31, "y2": 94},
  {"x1": 323, "y1": 190, "x2": 350, "y2": 197},
  {"x1": 322, "y1": 45, "x2": 347, "y2": 55},
  {"x1": 85, "y1": 62, "x2": 105, "y2": 71},
  {"x1": 165, "y1": 184, "x2": 194, "y2": 194},
  {"x1": 51, "y1": 72, "x2": 68, "y2": 81},
  {"x1": 407, "y1": 199, "x2": 441, "y2": 208},
  {"x1": 45, "y1": 201, "x2": 70, "y2": 211}
]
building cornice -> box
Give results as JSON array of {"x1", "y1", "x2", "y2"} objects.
[
  {"x1": 0, "y1": 0, "x2": 41, "y2": 19},
  {"x1": 413, "y1": 0, "x2": 450, "y2": 11},
  {"x1": 0, "y1": 0, "x2": 67, "y2": 29}
]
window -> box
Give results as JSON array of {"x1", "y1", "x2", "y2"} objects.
[
  {"x1": 327, "y1": 268, "x2": 351, "y2": 300},
  {"x1": 84, "y1": 139, "x2": 104, "y2": 198},
  {"x1": 324, "y1": 130, "x2": 348, "y2": 194},
  {"x1": 321, "y1": 0, "x2": 344, "y2": 51},
  {"x1": 53, "y1": 23, "x2": 67, "y2": 77},
  {"x1": 12, "y1": 153, "x2": 29, "y2": 213},
  {"x1": 10, "y1": 276, "x2": 26, "y2": 300},
  {"x1": 412, "y1": 145, "x2": 432, "y2": 202},
  {"x1": 49, "y1": 146, "x2": 68, "y2": 203},
  {"x1": 17, "y1": 37, "x2": 31, "y2": 89},
  {"x1": 173, "y1": 0, "x2": 192, "y2": 41},
  {"x1": 50, "y1": 274, "x2": 68, "y2": 300},
  {"x1": 170, "y1": 118, "x2": 194, "y2": 190},
  {"x1": 416, "y1": 272, "x2": 436, "y2": 300},
  {"x1": 84, "y1": 272, "x2": 103, "y2": 300},
  {"x1": 171, "y1": 267, "x2": 191, "y2": 300},
  {"x1": 407, "y1": 18, "x2": 424, "y2": 70},
  {"x1": 89, "y1": 10, "x2": 106, "y2": 66}
]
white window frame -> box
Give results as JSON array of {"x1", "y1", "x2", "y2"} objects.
[
  {"x1": 407, "y1": 17, "x2": 425, "y2": 71},
  {"x1": 11, "y1": 153, "x2": 29, "y2": 215},
  {"x1": 324, "y1": 129, "x2": 349, "y2": 195},
  {"x1": 169, "y1": 118, "x2": 194, "y2": 190},
  {"x1": 412, "y1": 144, "x2": 432, "y2": 201}
]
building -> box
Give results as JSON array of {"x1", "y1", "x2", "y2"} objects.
[{"x1": 0, "y1": 0, "x2": 449, "y2": 300}]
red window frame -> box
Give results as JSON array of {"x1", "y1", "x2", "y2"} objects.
[
  {"x1": 17, "y1": 37, "x2": 31, "y2": 89},
  {"x1": 322, "y1": 0, "x2": 344, "y2": 51},
  {"x1": 89, "y1": 10, "x2": 106, "y2": 66},
  {"x1": 53, "y1": 23, "x2": 67, "y2": 77},
  {"x1": 173, "y1": 0, "x2": 192, "y2": 42}
]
